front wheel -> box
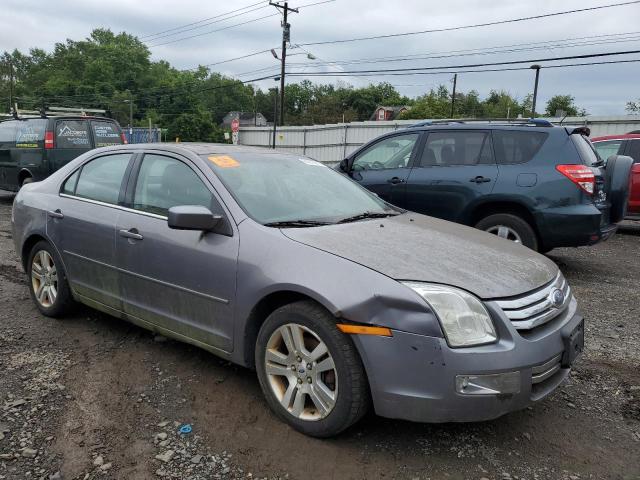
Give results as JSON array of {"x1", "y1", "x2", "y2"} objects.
[
  {"x1": 255, "y1": 301, "x2": 369, "y2": 437},
  {"x1": 475, "y1": 213, "x2": 538, "y2": 251}
]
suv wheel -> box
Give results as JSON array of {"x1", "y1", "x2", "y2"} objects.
[
  {"x1": 475, "y1": 213, "x2": 538, "y2": 251},
  {"x1": 255, "y1": 301, "x2": 369, "y2": 437},
  {"x1": 605, "y1": 155, "x2": 633, "y2": 223},
  {"x1": 27, "y1": 241, "x2": 74, "y2": 317}
]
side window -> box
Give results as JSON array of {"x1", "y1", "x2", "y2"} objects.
[
  {"x1": 593, "y1": 140, "x2": 623, "y2": 161},
  {"x1": 92, "y1": 121, "x2": 122, "y2": 147},
  {"x1": 74, "y1": 154, "x2": 132, "y2": 204},
  {"x1": 0, "y1": 121, "x2": 17, "y2": 146},
  {"x1": 418, "y1": 131, "x2": 493, "y2": 167},
  {"x1": 56, "y1": 120, "x2": 90, "y2": 149},
  {"x1": 352, "y1": 133, "x2": 419, "y2": 171},
  {"x1": 61, "y1": 169, "x2": 80, "y2": 195},
  {"x1": 626, "y1": 140, "x2": 640, "y2": 163},
  {"x1": 133, "y1": 155, "x2": 214, "y2": 217},
  {"x1": 15, "y1": 119, "x2": 46, "y2": 148},
  {"x1": 493, "y1": 131, "x2": 548, "y2": 165}
]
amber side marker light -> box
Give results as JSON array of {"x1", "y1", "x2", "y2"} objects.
[{"x1": 336, "y1": 324, "x2": 392, "y2": 337}]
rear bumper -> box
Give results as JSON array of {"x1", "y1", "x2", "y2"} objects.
[
  {"x1": 534, "y1": 203, "x2": 617, "y2": 248},
  {"x1": 352, "y1": 300, "x2": 583, "y2": 423}
]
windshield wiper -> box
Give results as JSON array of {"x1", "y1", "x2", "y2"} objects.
[
  {"x1": 264, "y1": 220, "x2": 332, "y2": 228},
  {"x1": 337, "y1": 211, "x2": 399, "y2": 224}
]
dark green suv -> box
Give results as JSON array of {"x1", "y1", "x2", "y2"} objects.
[
  {"x1": 0, "y1": 116, "x2": 124, "y2": 191},
  {"x1": 338, "y1": 120, "x2": 633, "y2": 252}
]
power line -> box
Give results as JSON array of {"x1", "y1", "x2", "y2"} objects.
[
  {"x1": 286, "y1": 31, "x2": 640, "y2": 68},
  {"x1": 147, "y1": 13, "x2": 279, "y2": 47},
  {"x1": 285, "y1": 49, "x2": 640, "y2": 76},
  {"x1": 147, "y1": 0, "x2": 335, "y2": 47},
  {"x1": 297, "y1": 0, "x2": 640, "y2": 46},
  {"x1": 139, "y1": 1, "x2": 267, "y2": 40}
]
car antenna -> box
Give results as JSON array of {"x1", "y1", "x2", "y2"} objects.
[{"x1": 559, "y1": 113, "x2": 568, "y2": 125}]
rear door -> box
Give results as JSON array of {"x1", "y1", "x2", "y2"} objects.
[
  {"x1": 14, "y1": 119, "x2": 47, "y2": 183},
  {"x1": 622, "y1": 139, "x2": 640, "y2": 215},
  {"x1": 404, "y1": 130, "x2": 497, "y2": 221},
  {"x1": 52, "y1": 119, "x2": 92, "y2": 172},
  {"x1": 348, "y1": 132, "x2": 421, "y2": 207},
  {"x1": 0, "y1": 121, "x2": 17, "y2": 190},
  {"x1": 47, "y1": 152, "x2": 135, "y2": 309}
]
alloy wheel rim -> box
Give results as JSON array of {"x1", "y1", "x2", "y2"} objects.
[
  {"x1": 264, "y1": 323, "x2": 338, "y2": 421},
  {"x1": 486, "y1": 225, "x2": 522, "y2": 243},
  {"x1": 31, "y1": 250, "x2": 58, "y2": 308}
]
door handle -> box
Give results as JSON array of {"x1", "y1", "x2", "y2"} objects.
[
  {"x1": 47, "y1": 209, "x2": 64, "y2": 219},
  {"x1": 119, "y1": 228, "x2": 144, "y2": 241},
  {"x1": 387, "y1": 177, "x2": 406, "y2": 185},
  {"x1": 470, "y1": 176, "x2": 492, "y2": 183}
]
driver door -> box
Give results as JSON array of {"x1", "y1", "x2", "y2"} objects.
[{"x1": 349, "y1": 132, "x2": 422, "y2": 208}]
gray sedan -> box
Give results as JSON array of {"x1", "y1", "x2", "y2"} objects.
[{"x1": 11, "y1": 143, "x2": 584, "y2": 437}]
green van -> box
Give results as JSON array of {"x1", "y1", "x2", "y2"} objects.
[{"x1": 0, "y1": 116, "x2": 124, "y2": 191}]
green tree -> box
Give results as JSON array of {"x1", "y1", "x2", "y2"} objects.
[{"x1": 545, "y1": 94, "x2": 586, "y2": 117}]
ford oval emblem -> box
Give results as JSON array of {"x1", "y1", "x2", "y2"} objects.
[{"x1": 550, "y1": 288, "x2": 565, "y2": 308}]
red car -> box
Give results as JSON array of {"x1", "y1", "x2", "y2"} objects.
[{"x1": 592, "y1": 133, "x2": 640, "y2": 219}]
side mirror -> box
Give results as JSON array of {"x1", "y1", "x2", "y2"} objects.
[
  {"x1": 167, "y1": 205, "x2": 222, "y2": 231},
  {"x1": 338, "y1": 158, "x2": 349, "y2": 172}
]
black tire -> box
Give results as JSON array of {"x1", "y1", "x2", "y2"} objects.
[
  {"x1": 255, "y1": 300, "x2": 369, "y2": 438},
  {"x1": 26, "y1": 241, "x2": 74, "y2": 317},
  {"x1": 605, "y1": 155, "x2": 633, "y2": 223},
  {"x1": 475, "y1": 213, "x2": 539, "y2": 251}
]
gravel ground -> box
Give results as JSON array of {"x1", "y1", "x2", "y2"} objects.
[{"x1": 0, "y1": 191, "x2": 638, "y2": 480}]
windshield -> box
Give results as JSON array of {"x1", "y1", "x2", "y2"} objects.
[{"x1": 203, "y1": 153, "x2": 398, "y2": 225}]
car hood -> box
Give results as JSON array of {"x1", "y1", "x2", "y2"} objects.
[{"x1": 282, "y1": 213, "x2": 558, "y2": 299}]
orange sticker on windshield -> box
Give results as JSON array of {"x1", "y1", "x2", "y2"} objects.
[{"x1": 208, "y1": 155, "x2": 239, "y2": 168}]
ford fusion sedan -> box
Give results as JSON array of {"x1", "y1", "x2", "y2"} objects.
[{"x1": 12, "y1": 144, "x2": 584, "y2": 437}]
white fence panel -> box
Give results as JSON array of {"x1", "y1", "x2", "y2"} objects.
[{"x1": 237, "y1": 116, "x2": 640, "y2": 164}]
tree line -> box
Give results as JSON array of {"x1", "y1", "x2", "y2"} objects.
[{"x1": 0, "y1": 28, "x2": 611, "y2": 142}]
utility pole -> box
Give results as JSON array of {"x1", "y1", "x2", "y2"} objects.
[
  {"x1": 8, "y1": 58, "x2": 14, "y2": 114},
  {"x1": 450, "y1": 73, "x2": 457, "y2": 118},
  {"x1": 530, "y1": 65, "x2": 541, "y2": 118},
  {"x1": 272, "y1": 85, "x2": 278, "y2": 148},
  {"x1": 270, "y1": 1, "x2": 298, "y2": 126}
]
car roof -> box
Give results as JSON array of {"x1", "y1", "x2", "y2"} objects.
[
  {"x1": 0, "y1": 115, "x2": 118, "y2": 123},
  {"x1": 592, "y1": 133, "x2": 640, "y2": 142},
  {"x1": 100, "y1": 142, "x2": 298, "y2": 158}
]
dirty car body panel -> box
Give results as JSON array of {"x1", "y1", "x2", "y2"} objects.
[{"x1": 12, "y1": 143, "x2": 584, "y2": 424}]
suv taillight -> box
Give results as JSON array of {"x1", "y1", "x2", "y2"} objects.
[
  {"x1": 120, "y1": 132, "x2": 128, "y2": 144},
  {"x1": 556, "y1": 164, "x2": 595, "y2": 194},
  {"x1": 44, "y1": 131, "x2": 54, "y2": 149}
]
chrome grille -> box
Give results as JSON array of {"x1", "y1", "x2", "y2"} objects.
[{"x1": 495, "y1": 274, "x2": 571, "y2": 331}]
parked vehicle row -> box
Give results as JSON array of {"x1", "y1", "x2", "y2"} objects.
[
  {"x1": 337, "y1": 120, "x2": 633, "y2": 252},
  {"x1": 592, "y1": 133, "x2": 640, "y2": 219},
  {"x1": 12, "y1": 143, "x2": 585, "y2": 437},
  {"x1": 0, "y1": 116, "x2": 124, "y2": 191}
]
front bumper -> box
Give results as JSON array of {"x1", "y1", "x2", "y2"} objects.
[{"x1": 352, "y1": 300, "x2": 583, "y2": 423}]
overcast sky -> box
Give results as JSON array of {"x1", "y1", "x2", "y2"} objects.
[{"x1": 2, "y1": 0, "x2": 639, "y2": 115}]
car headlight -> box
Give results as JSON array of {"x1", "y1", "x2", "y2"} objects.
[{"x1": 402, "y1": 282, "x2": 497, "y2": 347}]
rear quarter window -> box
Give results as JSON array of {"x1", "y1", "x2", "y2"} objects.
[
  {"x1": 492, "y1": 130, "x2": 548, "y2": 164},
  {"x1": 15, "y1": 119, "x2": 47, "y2": 148},
  {"x1": 56, "y1": 120, "x2": 91, "y2": 149},
  {"x1": 572, "y1": 135, "x2": 601, "y2": 167},
  {"x1": 92, "y1": 121, "x2": 122, "y2": 147}
]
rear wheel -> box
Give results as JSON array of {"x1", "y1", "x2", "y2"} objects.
[
  {"x1": 475, "y1": 213, "x2": 538, "y2": 251},
  {"x1": 21, "y1": 176, "x2": 33, "y2": 187},
  {"x1": 27, "y1": 241, "x2": 73, "y2": 317},
  {"x1": 255, "y1": 301, "x2": 369, "y2": 437},
  {"x1": 605, "y1": 155, "x2": 633, "y2": 223}
]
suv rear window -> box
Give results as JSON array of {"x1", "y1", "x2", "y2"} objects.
[
  {"x1": 92, "y1": 121, "x2": 122, "y2": 147},
  {"x1": 56, "y1": 120, "x2": 91, "y2": 149},
  {"x1": 15, "y1": 119, "x2": 46, "y2": 148},
  {"x1": 572, "y1": 134, "x2": 601, "y2": 167},
  {"x1": 492, "y1": 130, "x2": 548, "y2": 164}
]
